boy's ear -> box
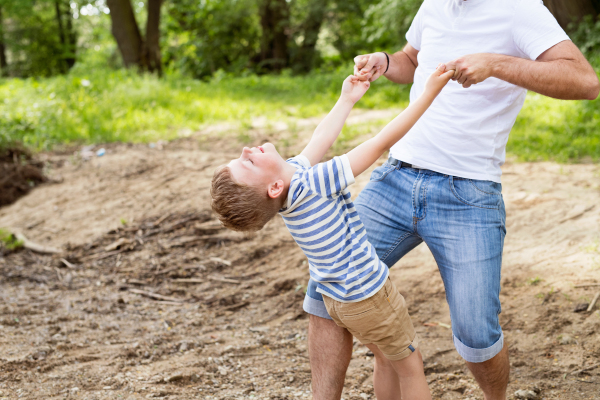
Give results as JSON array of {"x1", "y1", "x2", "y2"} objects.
[{"x1": 267, "y1": 179, "x2": 285, "y2": 199}]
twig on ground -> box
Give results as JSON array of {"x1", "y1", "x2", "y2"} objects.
[
  {"x1": 571, "y1": 362, "x2": 600, "y2": 375},
  {"x1": 210, "y1": 257, "x2": 232, "y2": 266},
  {"x1": 60, "y1": 258, "x2": 76, "y2": 269},
  {"x1": 587, "y1": 292, "x2": 600, "y2": 312},
  {"x1": 81, "y1": 248, "x2": 128, "y2": 262},
  {"x1": 575, "y1": 283, "x2": 600, "y2": 288},
  {"x1": 15, "y1": 233, "x2": 62, "y2": 255},
  {"x1": 209, "y1": 276, "x2": 240, "y2": 284},
  {"x1": 128, "y1": 288, "x2": 184, "y2": 303},
  {"x1": 172, "y1": 278, "x2": 204, "y2": 284}
]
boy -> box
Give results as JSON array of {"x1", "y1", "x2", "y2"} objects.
[{"x1": 211, "y1": 64, "x2": 454, "y2": 398}]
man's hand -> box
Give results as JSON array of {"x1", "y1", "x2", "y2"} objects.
[
  {"x1": 341, "y1": 75, "x2": 371, "y2": 104},
  {"x1": 353, "y1": 52, "x2": 387, "y2": 82},
  {"x1": 445, "y1": 53, "x2": 496, "y2": 88},
  {"x1": 423, "y1": 64, "x2": 455, "y2": 96}
]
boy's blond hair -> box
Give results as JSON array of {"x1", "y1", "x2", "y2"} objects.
[{"x1": 210, "y1": 165, "x2": 281, "y2": 232}]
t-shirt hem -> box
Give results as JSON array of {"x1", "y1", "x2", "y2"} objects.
[
  {"x1": 340, "y1": 154, "x2": 356, "y2": 187},
  {"x1": 529, "y1": 36, "x2": 570, "y2": 60},
  {"x1": 316, "y1": 267, "x2": 390, "y2": 303},
  {"x1": 390, "y1": 151, "x2": 502, "y2": 183}
]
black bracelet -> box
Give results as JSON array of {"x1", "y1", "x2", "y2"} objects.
[{"x1": 382, "y1": 52, "x2": 390, "y2": 74}]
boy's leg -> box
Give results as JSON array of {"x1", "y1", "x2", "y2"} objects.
[
  {"x1": 364, "y1": 344, "x2": 401, "y2": 400},
  {"x1": 303, "y1": 164, "x2": 423, "y2": 399},
  {"x1": 388, "y1": 348, "x2": 431, "y2": 400}
]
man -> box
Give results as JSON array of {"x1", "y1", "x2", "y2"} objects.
[{"x1": 304, "y1": 1, "x2": 600, "y2": 399}]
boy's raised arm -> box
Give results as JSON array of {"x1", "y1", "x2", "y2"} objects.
[
  {"x1": 300, "y1": 75, "x2": 373, "y2": 166},
  {"x1": 346, "y1": 65, "x2": 454, "y2": 177}
]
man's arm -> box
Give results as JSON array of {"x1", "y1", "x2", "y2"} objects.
[
  {"x1": 354, "y1": 43, "x2": 419, "y2": 84},
  {"x1": 446, "y1": 41, "x2": 600, "y2": 100},
  {"x1": 300, "y1": 76, "x2": 370, "y2": 166},
  {"x1": 346, "y1": 66, "x2": 454, "y2": 177}
]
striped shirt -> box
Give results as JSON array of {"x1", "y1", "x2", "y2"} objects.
[{"x1": 279, "y1": 154, "x2": 389, "y2": 303}]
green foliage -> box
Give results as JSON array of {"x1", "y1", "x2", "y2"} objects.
[
  {"x1": 569, "y1": 15, "x2": 600, "y2": 58},
  {"x1": 362, "y1": 0, "x2": 422, "y2": 50},
  {"x1": 0, "y1": 229, "x2": 23, "y2": 251},
  {"x1": 0, "y1": 65, "x2": 410, "y2": 149},
  {"x1": 0, "y1": 0, "x2": 79, "y2": 77},
  {"x1": 164, "y1": 0, "x2": 261, "y2": 78},
  {"x1": 509, "y1": 89, "x2": 600, "y2": 162}
]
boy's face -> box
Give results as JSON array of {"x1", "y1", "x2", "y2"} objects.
[{"x1": 228, "y1": 143, "x2": 286, "y2": 189}]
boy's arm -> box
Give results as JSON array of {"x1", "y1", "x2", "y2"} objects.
[
  {"x1": 346, "y1": 65, "x2": 454, "y2": 177},
  {"x1": 300, "y1": 75, "x2": 373, "y2": 166}
]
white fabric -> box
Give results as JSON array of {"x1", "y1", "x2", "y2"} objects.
[{"x1": 391, "y1": 0, "x2": 570, "y2": 182}]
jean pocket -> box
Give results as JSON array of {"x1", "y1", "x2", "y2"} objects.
[
  {"x1": 369, "y1": 163, "x2": 395, "y2": 182},
  {"x1": 450, "y1": 177, "x2": 502, "y2": 209}
]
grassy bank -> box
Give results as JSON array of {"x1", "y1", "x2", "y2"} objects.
[
  {"x1": 1, "y1": 65, "x2": 598, "y2": 162},
  {"x1": 0, "y1": 66, "x2": 409, "y2": 150}
]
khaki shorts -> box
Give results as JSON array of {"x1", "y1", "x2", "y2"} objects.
[{"x1": 323, "y1": 278, "x2": 418, "y2": 361}]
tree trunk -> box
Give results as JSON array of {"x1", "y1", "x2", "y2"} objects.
[
  {"x1": 54, "y1": 0, "x2": 77, "y2": 72},
  {"x1": 106, "y1": 0, "x2": 144, "y2": 68},
  {"x1": 142, "y1": 0, "x2": 163, "y2": 75},
  {"x1": 54, "y1": 0, "x2": 68, "y2": 73},
  {"x1": 544, "y1": 0, "x2": 598, "y2": 30},
  {"x1": 259, "y1": 0, "x2": 290, "y2": 71},
  {"x1": 294, "y1": 0, "x2": 329, "y2": 73},
  {"x1": 64, "y1": 1, "x2": 77, "y2": 70},
  {"x1": 0, "y1": 7, "x2": 7, "y2": 77}
]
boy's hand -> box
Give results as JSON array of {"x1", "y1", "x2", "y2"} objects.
[
  {"x1": 423, "y1": 64, "x2": 455, "y2": 97},
  {"x1": 341, "y1": 75, "x2": 371, "y2": 104}
]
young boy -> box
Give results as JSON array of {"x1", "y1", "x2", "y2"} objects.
[{"x1": 211, "y1": 64, "x2": 454, "y2": 398}]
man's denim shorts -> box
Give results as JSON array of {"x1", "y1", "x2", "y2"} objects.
[{"x1": 304, "y1": 160, "x2": 506, "y2": 363}]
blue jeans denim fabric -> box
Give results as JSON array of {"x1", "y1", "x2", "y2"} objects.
[{"x1": 303, "y1": 161, "x2": 506, "y2": 363}]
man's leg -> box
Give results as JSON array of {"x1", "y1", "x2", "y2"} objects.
[
  {"x1": 418, "y1": 174, "x2": 509, "y2": 399},
  {"x1": 466, "y1": 342, "x2": 509, "y2": 400},
  {"x1": 308, "y1": 315, "x2": 353, "y2": 400}
]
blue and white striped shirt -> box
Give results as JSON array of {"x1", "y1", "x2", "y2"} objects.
[{"x1": 280, "y1": 155, "x2": 389, "y2": 303}]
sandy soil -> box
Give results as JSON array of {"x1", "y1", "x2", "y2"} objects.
[{"x1": 0, "y1": 112, "x2": 599, "y2": 399}]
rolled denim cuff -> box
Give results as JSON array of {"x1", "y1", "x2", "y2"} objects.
[
  {"x1": 303, "y1": 294, "x2": 333, "y2": 320},
  {"x1": 453, "y1": 331, "x2": 504, "y2": 363}
]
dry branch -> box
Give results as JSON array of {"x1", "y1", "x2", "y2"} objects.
[
  {"x1": 128, "y1": 288, "x2": 185, "y2": 303},
  {"x1": 209, "y1": 276, "x2": 240, "y2": 284},
  {"x1": 571, "y1": 362, "x2": 600, "y2": 375},
  {"x1": 15, "y1": 233, "x2": 62, "y2": 254},
  {"x1": 587, "y1": 292, "x2": 600, "y2": 312}
]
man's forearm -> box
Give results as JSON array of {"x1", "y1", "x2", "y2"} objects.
[
  {"x1": 384, "y1": 46, "x2": 418, "y2": 85},
  {"x1": 489, "y1": 53, "x2": 600, "y2": 100}
]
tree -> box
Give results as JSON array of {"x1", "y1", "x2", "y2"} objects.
[
  {"x1": 293, "y1": 0, "x2": 330, "y2": 73},
  {"x1": 0, "y1": 0, "x2": 79, "y2": 77},
  {"x1": 544, "y1": 0, "x2": 599, "y2": 30},
  {"x1": 0, "y1": 6, "x2": 7, "y2": 76},
  {"x1": 106, "y1": 0, "x2": 163, "y2": 74},
  {"x1": 258, "y1": 0, "x2": 290, "y2": 71},
  {"x1": 54, "y1": 0, "x2": 77, "y2": 72}
]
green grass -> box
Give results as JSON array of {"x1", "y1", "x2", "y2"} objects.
[
  {"x1": 0, "y1": 65, "x2": 409, "y2": 150},
  {"x1": 0, "y1": 229, "x2": 23, "y2": 251},
  {"x1": 0, "y1": 63, "x2": 598, "y2": 163}
]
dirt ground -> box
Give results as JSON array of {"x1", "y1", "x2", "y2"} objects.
[{"x1": 0, "y1": 112, "x2": 600, "y2": 399}]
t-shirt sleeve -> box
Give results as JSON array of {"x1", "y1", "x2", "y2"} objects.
[
  {"x1": 301, "y1": 155, "x2": 355, "y2": 199},
  {"x1": 512, "y1": 0, "x2": 570, "y2": 60},
  {"x1": 405, "y1": 2, "x2": 426, "y2": 51},
  {"x1": 286, "y1": 154, "x2": 312, "y2": 170}
]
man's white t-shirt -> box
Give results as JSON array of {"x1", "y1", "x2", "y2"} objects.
[{"x1": 391, "y1": 0, "x2": 570, "y2": 182}]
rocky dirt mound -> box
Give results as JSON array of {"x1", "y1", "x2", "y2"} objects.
[{"x1": 0, "y1": 146, "x2": 46, "y2": 207}]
